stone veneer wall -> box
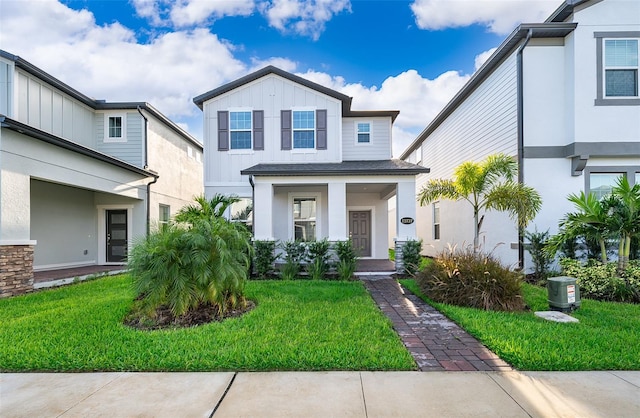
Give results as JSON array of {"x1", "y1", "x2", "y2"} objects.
[
  {"x1": 394, "y1": 240, "x2": 406, "y2": 274},
  {"x1": 0, "y1": 245, "x2": 34, "y2": 298}
]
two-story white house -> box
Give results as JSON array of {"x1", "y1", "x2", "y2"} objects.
[
  {"x1": 400, "y1": 0, "x2": 639, "y2": 270},
  {"x1": 0, "y1": 50, "x2": 203, "y2": 297},
  {"x1": 194, "y1": 66, "x2": 428, "y2": 269}
]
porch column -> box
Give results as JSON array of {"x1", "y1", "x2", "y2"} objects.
[
  {"x1": 253, "y1": 181, "x2": 274, "y2": 240},
  {"x1": 395, "y1": 179, "x2": 418, "y2": 273},
  {"x1": 327, "y1": 181, "x2": 347, "y2": 241}
]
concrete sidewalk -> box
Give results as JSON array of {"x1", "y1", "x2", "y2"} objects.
[{"x1": 2, "y1": 371, "x2": 639, "y2": 417}]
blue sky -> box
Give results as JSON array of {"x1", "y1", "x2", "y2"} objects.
[{"x1": 0, "y1": 0, "x2": 562, "y2": 155}]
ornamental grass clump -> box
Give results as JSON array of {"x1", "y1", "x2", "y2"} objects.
[{"x1": 416, "y1": 246, "x2": 525, "y2": 311}]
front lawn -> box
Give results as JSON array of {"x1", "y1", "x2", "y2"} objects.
[
  {"x1": 0, "y1": 275, "x2": 415, "y2": 372},
  {"x1": 401, "y1": 279, "x2": 640, "y2": 371}
]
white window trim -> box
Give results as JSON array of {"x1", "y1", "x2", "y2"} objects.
[
  {"x1": 288, "y1": 192, "x2": 321, "y2": 240},
  {"x1": 292, "y1": 107, "x2": 316, "y2": 150},
  {"x1": 354, "y1": 120, "x2": 373, "y2": 145},
  {"x1": 433, "y1": 202, "x2": 440, "y2": 241},
  {"x1": 104, "y1": 113, "x2": 127, "y2": 143},
  {"x1": 229, "y1": 108, "x2": 253, "y2": 151},
  {"x1": 603, "y1": 38, "x2": 639, "y2": 99}
]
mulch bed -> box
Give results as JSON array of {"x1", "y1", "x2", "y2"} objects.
[{"x1": 124, "y1": 300, "x2": 256, "y2": 331}]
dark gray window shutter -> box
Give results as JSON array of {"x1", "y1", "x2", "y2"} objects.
[
  {"x1": 253, "y1": 110, "x2": 264, "y2": 150},
  {"x1": 217, "y1": 111, "x2": 229, "y2": 151},
  {"x1": 316, "y1": 109, "x2": 327, "y2": 150},
  {"x1": 281, "y1": 110, "x2": 292, "y2": 150}
]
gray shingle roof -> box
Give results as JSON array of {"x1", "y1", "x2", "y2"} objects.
[{"x1": 241, "y1": 159, "x2": 429, "y2": 176}]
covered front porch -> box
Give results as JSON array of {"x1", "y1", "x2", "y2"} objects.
[{"x1": 242, "y1": 160, "x2": 429, "y2": 271}]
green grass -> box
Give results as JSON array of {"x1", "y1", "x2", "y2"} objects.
[
  {"x1": 0, "y1": 275, "x2": 415, "y2": 372},
  {"x1": 400, "y1": 279, "x2": 640, "y2": 371}
]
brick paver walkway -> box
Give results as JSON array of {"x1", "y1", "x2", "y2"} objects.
[{"x1": 362, "y1": 276, "x2": 512, "y2": 372}]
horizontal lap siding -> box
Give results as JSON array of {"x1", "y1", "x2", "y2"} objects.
[
  {"x1": 342, "y1": 118, "x2": 392, "y2": 161},
  {"x1": 415, "y1": 52, "x2": 519, "y2": 264},
  {"x1": 95, "y1": 112, "x2": 143, "y2": 168}
]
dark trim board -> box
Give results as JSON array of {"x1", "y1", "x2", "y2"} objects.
[{"x1": 524, "y1": 142, "x2": 640, "y2": 158}]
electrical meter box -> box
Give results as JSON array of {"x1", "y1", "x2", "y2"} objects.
[{"x1": 547, "y1": 276, "x2": 581, "y2": 312}]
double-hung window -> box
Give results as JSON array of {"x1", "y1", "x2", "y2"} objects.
[
  {"x1": 604, "y1": 39, "x2": 638, "y2": 97},
  {"x1": 105, "y1": 114, "x2": 126, "y2": 142},
  {"x1": 293, "y1": 110, "x2": 315, "y2": 149},
  {"x1": 357, "y1": 122, "x2": 371, "y2": 143},
  {"x1": 159, "y1": 204, "x2": 170, "y2": 231},
  {"x1": 433, "y1": 202, "x2": 440, "y2": 240},
  {"x1": 292, "y1": 197, "x2": 317, "y2": 241},
  {"x1": 229, "y1": 111, "x2": 252, "y2": 149}
]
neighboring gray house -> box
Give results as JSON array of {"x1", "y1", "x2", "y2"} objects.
[
  {"x1": 0, "y1": 50, "x2": 203, "y2": 297},
  {"x1": 400, "y1": 0, "x2": 639, "y2": 269},
  {"x1": 194, "y1": 66, "x2": 428, "y2": 269}
]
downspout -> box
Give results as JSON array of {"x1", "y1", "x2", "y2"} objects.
[
  {"x1": 137, "y1": 106, "x2": 155, "y2": 236},
  {"x1": 516, "y1": 28, "x2": 533, "y2": 270}
]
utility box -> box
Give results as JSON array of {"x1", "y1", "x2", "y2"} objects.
[{"x1": 547, "y1": 276, "x2": 581, "y2": 312}]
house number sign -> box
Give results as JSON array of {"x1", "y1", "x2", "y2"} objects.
[{"x1": 400, "y1": 217, "x2": 414, "y2": 224}]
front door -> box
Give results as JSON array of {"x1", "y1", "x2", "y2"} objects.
[
  {"x1": 349, "y1": 211, "x2": 371, "y2": 257},
  {"x1": 106, "y1": 209, "x2": 128, "y2": 263}
]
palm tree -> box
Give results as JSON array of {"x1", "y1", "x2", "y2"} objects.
[
  {"x1": 546, "y1": 192, "x2": 611, "y2": 263},
  {"x1": 610, "y1": 176, "x2": 640, "y2": 272},
  {"x1": 175, "y1": 194, "x2": 239, "y2": 225},
  {"x1": 418, "y1": 153, "x2": 542, "y2": 251}
]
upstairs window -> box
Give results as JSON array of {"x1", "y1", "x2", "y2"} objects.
[
  {"x1": 605, "y1": 39, "x2": 638, "y2": 97},
  {"x1": 293, "y1": 110, "x2": 315, "y2": 149},
  {"x1": 229, "y1": 111, "x2": 252, "y2": 149},
  {"x1": 357, "y1": 122, "x2": 371, "y2": 143},
  {"x1": 105, "y1": 114, "x2": 126, "y2": 142}
]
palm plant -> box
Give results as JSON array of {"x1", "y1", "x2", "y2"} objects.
[
  {"x1": 418, "y1": 153, "x2": 542, "y2": 252},
  {"x1": 175, "y1": 194, "x2": 239, "y2": 225},
  {"x1": 546, "y1": 192, "x2": 611, "y2": 263},
  {"x1": 609, "y1": 177, "x2": 640, "y2": 272}
]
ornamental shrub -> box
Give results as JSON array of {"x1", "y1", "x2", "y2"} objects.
[
  {"x1": 306, "y1": 239, "x2": 331, "y2": 280},
  {"x1": 334, "y1": 240, "x2": 358, "y2": 281},
  {"x1": 401, "y1": 239, "x2": 423, "y2": 276},
  {"x1": 253, "y1": 240, "x2": 278, "y2": 279},
  {"x1": 560, "y1": 258, "x2": 640, "y2": 303},
  {"x1": 280, "y1": 240, "x2": 306, "y2": 280},
  {"x1": 416, "y1": 247, "x2": 525, "y2": 311}
]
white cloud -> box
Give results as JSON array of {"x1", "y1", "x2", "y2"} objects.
[
  {"x1": 474, "y1": 47, "x2": 498, "y2": 70},
  {"x1": 0, "y1": 0, "x2": 252, "y2": 138},
  {"x1": 299, "y1": 69, "x2": 470, "y2": 157},
  {"x1": 260, "y1": 0, "x2": 351, "y2": 40},
  {"x1": 131, "y1": 0, "x2": 166, "y2": 26},
  {"x1": 411, "y1": 0, "x2": 559, "y2": 35},
  {"x1": 170, "y1": 0, "x2": 255, "y2": 27}
]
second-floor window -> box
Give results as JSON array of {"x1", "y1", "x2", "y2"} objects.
[
  {"x1": 230, "y1": 111, "x2": 252, "y2": 149},
  {"x1": 357, "y1": 122, "x2": 371, "y2": 143},
  {"x1": 105, "y1": 115, "x2": 126, "y2": 142},
  {"x1": 293, "y1": 110, "x2": 315, "y2": 149},
  {"x1": 605, "y1": 39, "x2": 638, "y2": 98}
]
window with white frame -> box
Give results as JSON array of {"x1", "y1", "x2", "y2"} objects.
[
  {"x1": 433, "y1": 202, "x2": 440, "y2": 240},
  {"x1": 105, "y1": 115, "x2": 126, "y2": 142},
  {"x1": 356, "y1": 122, "x2": 371, "y2": 143},
  {"x1": 589, "y1": 173, "x2": 624, "y2": 200},
  {"x1": 229, "y1": 198, "x2": 253, "y2": 230},
  {"x1": 159, "y1": 204, "x2": 170, "y2": 231},
  {"x1": 229, "y1": 111, "x2": 252, "y2": 149},
  {"x1": 293, "y1": 197, "x2": 316, "y2": 241},
  {"x1": 293, "y1": 110, "x2": 315, "y2": 149},
  {"x1": 604, "y1": 39, "x2": 638, "y2": 97}
]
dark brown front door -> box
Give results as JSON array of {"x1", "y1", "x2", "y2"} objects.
[
  {"x1": 349, "y1": 210, "x2": 371, "y2": 257},
  {"x1": 106, "y1": 209, "x2": 127, "y2": 263}
]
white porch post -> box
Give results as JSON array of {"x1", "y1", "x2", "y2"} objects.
[
  {"x1": 327, "y1": 181, "x2": 347, "y2": 241},
  {"x1": 253, "y1": 181, "x2": 274, "y2": 240},
  {"x1": 395, "y1": 178, "x2": 418, "y2": 273}
]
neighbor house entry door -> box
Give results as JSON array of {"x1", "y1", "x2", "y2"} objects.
[
  {"x1": 349, "y1": 210, "x2": 371, "y2": 257},
  {"x1": 106, "y1": 209, "x2": 128, "y2": 263}
]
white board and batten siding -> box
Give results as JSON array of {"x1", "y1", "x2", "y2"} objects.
[
  {"x1": 341, "y1": 117, "x2": 393, "y2": 161},
  {"x1": 415, "y1": 51, "x2": 520, "y2": 265},
  {"x1": 13, "y1": 69, "x2": 95, "y2": 148},
  {"x1": 203, "y1": 74, "x2": 342, "y2": 193}
]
